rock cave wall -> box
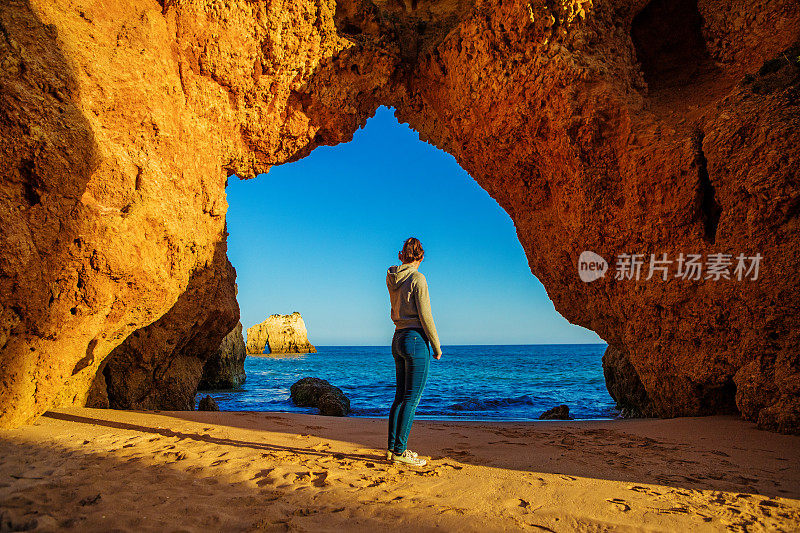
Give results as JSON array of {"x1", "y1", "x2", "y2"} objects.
[
  {"x1": 0, "y1": 0, "x2": 798, "y2": 431},
  {"x1": 199, "y1": 321, "x2": 247, "y2": 390}
]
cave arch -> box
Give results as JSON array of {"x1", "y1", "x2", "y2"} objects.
[
  {"x1": 225, "y1": 106, "x2": 609, "y2": 347},
  {"x1": 0, "y1": 0, "x2": 798, "y2": 433}
]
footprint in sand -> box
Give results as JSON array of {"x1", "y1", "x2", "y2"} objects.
[
  {"x1": 251, "y1": 467, "x2": 281, "y2": 487},
  {"x1": 441, "y1": 447, "x2": 474, "y2": 459},
  {"x1": 366, "y1": 476, "x2": 388, "y2": 487},
  {"x1": 162, "y1": 451, "x2": 188, "y2": 462},
  {"x1": 659, "y1": 506, "x2": 691, "y2": 515},
  {"x1": 525, "y1": 475, "x2": 546, "y2": 487},
  {"x1": 629, "y1": 485, "x2": 661, "y2": 496},
  {"x1": 311, "y1": 471, "x2": 329, "y2": 487},
  {"x1": 411, "y1": 467, "x2": 441, "y2": 478},
  {"x1": 606, "y1": 498, "x2": 631, "y2": 512},
  {"x1": 310, "y1": 442, "x2": 331, "y2": 452},
  {"x1": 293, "y1": 471, "x2": 313, "y2": 483}
]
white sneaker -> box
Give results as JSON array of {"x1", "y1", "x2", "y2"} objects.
[
  {"x1": 392, "y1": 449, "x2": 426, "y2": 467},
  {"x1": 387, "y1": 449, "x2": 418, "y2": 461}
]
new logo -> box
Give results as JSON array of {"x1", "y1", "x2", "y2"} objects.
[{"x1": 578, "y1": 251, "x2": 608, "y2": 283}]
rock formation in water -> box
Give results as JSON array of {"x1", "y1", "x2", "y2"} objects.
[
  {"x1": 0, "y1": 0, "x2": 798, "y2": 432},
  {"x1": 199, "y1": 321, "x2": 247, "y2": 390},
  {"x1": 539, "y1": 405, "x2": 574, "y2": 420},
  {"x1": 246, "y1": 313, "x2": 317, "y2": 355},
  {"x1": 290, "y1": 377, "x2": 351, "y2": 417},
  {"x1": 197, "y1": 395, "x2": 220, "y2": 411},
  {"x1": 245, "y1": 321, "x2": 269, "y2": 355}
]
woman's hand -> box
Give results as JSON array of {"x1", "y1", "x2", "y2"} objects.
[{"x1": 433, "y1": 352, "x2": 442, "y2": 360}]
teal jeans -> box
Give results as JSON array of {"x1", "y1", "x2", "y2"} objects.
[{"x1": 388, "y1": 327, "x2": 431, "y2": 454}]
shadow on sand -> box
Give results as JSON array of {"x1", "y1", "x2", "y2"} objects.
[
  {"x1": 0, "y1": 409, "x2": 797, "y2": 531},
  {"x1": 45, "y1": 409, "x2": 800, "y2": 499}
]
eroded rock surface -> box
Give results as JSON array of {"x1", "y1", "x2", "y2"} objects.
[
  {"x1": 199, "y1": 321, "x2": 247, "y2": 390},
  {"x1": 0, "y1": 0, "x2": 798, "y2": 431},
  {"x1": 0, "y1": 0, "x2": 348, "y2": 426},
  {"x1": 92, "y1": 241, "x2": 238, "y2": 411},
  {"x1": 602, "y1": 346, "x2": 657, "y2": 418},
  {"x1": 246, "y1": 313, "x2": 316, "y2": 355}
]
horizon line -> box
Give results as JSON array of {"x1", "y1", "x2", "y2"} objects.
[{"x1": 302, "y1": 342, "x2": 609, "y2": 347}]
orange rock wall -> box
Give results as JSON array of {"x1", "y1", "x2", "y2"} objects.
[{"x1": 0, "y1": 0, "x2": 798, "y2": 431}]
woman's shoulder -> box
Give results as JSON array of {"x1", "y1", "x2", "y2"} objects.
[{"x1": 410, "y1": 270, "x2": 427, "y2": 284}]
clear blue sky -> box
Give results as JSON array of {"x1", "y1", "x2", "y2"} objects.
[{"x1": 226, "y1": 106, "x2": 603, "y2": 346}]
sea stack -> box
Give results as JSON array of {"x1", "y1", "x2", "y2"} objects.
[{"x1": 246, "y1": 313, "x2": 316, "y2": 355}]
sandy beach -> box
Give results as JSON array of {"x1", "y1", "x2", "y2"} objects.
[{"x1": 1, "y1": 409, "x2": 798, "y2": 532}]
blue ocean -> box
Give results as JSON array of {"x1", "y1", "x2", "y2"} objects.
[{"x1": 201, "y1": 344, "x2": 618, "y2": 420}]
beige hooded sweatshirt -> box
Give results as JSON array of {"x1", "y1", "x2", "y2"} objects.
[{"x1": 386, "y1": 263, "x2": 442, "y2": 357}]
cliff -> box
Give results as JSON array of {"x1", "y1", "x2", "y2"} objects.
[
  {"x1": 52, "y1": 240, "x2": 240, "y2": 410},
  {"x1": 199, "y1": 321, "x2": 247, "y2": 390},
  {"x1": 246, "y1": 313, "x2": 317, "y2": 355},
  {"x1": 0, "y1": 0, "x2": 798, "y2": 431}
]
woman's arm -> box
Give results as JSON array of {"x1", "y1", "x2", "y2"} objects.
[{"x1": 413, "y1": 274, "x2": 442, "y2": 358}]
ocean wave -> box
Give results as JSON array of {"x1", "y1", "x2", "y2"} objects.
[{"x1": 447, "y1": 395, "x2": 539, "y2": 411}]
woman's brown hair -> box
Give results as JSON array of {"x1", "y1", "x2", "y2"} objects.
[{"x1": 399, "y1": 237, "x2": 424, "y2": 264}]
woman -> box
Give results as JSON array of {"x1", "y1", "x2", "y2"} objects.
[{"x1": 386, "y1": 237, "x2": 442, "y2": 467}]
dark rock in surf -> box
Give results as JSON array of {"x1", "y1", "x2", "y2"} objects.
[
  {"x1": 318, "y1": 391, "x2": 350, "y2": 417},
  {"x1": 290, "y1": 377, "x2": 350, "y2": 416},
  {"x1": 290, "y1": 377, "x2": 330, "y2": 407},
  {"x1": 539, "y1": 404, "x2": 573, "y2": 420},
  {"x1": 198, "y1": 395, "x2": 220, "y2": 411}
]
